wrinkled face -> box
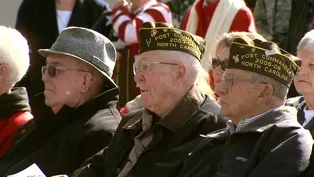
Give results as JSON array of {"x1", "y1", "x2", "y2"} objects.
[
  {"x1": 294, "y1": 47, "x2": 314, "y2": 95},
  {"x1": 134, "y1": 51, "x2": 178, "y2": 112},
  {"x1": 213, "y1": 47, "x2": 230, "y2": 91},
  {"x1": 42, "y1": 54, "x2": 87, "y2": 108},
  {"x1": 216, "y1": 69, "x2": 264, "y2": 121}
]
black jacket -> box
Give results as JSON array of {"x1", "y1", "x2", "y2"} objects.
[
  {"x1": 286, "y1": 96, "x2": 314, "y2": 137},
  {"x1": 179, "y1": 106, "x2": 313, "y2": 177},
  {"x1": 0, "y1": 87, "x2": 121, "y2": 176},
  {"x1": 15, "y1": 0, "x2": 108, "y2": 120},
  {"x1": 73, "y1": 89, "x2": 227, "y2": 177},
  {"x1": 287, "y1": 96, "x2": 314, "y2": 177}
]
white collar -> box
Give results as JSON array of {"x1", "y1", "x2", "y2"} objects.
[{"x1": 303, "y1": 107, "x2": 314, "y2": 126}]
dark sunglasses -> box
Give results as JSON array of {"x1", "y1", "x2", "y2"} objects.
[
  {"x1": 41, "y1": 65, "x2": 86, "y2": 77},
  {"x1": 212, "y1": 58, "x2": 229, "y2": 71}
]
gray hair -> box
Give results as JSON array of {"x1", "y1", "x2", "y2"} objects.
[
  {"x1": 162, "y1": 50, "x2": 216, "y2": 99},
  {"x1": 0, "y1": 26, "x2": 30, "y2": 87},
  {"x1": 297, "y1": 30, "x2": 314, "y2": 52},
  {"x1": 251, "y1": 72, "x2": 289, "y2": 99}
]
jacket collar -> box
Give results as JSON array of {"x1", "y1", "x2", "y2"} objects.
[
  {"x1": 236, "y1": 106, "x2": 300, "y2": 133},
  {"x1": 122, "y1": 86, "x2": 207, "y2": 134},
  {"x1": 159, "y1": 86, "x2": 205, "y2": 133},
  {"x1": 45, "y1": 87, "x2": 119, "y2": 128},
  {"x1": 205, "y1": 106, "x2": 300, "y2": 140}
]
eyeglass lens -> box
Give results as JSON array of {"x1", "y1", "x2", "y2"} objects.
[
  {"x1": 212, "y1": 58, "x2": 228, "y2": 71},
  {"x1": 42, "y1": 65, "x2": 57, "y2": 77},
  {"x1": 133, "y1": 61, "x2": 150, "y2": 75}
]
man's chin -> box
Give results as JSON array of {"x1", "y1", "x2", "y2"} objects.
[
  {"x1": 44, "y1": 99, "x2": 54, "y2": 107},
  {"x1": 51, "y1": 105, "x2": 63, "y2": 114}
]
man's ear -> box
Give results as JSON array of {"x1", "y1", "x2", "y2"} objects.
[
  {"x1": 176, "y1": 64, "x2": 187, "y2": 79},
  {"x1": 0, "y1": 64, "x2": 9, "y2": 80},
  {"x1": 81, "y1": 72, "x2": 93, "y2": 93},
  {"x1": 258, "y1": 83, "x2": 273, "y2": 101}
]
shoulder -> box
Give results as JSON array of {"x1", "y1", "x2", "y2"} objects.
[
  {"x1": 86, "y1": 107, "x2": 122, "y2": 132},
  {"x1": 200, "y1": 96, "x2": 221, "y2": 115},
  {"x1": 285, "y1": 96, "x2": 305, "y2": 108},
  {"x1": 17, "y1": 0, "x2": 40, "y2": 14},
  {"x1": 266, "y1": 117, "x2": 312, "y2": 146},
  {"x1": 120, "y1": 109, "x2": 143, "y2": 126},
  {"x1": 235, "y1": 5, "x2": 254, "y2": 18},
  {"x1": 19, "y1": 0, "x2": 37, "y2": 6},
  {"x1": 10, "y1": 111, "x2": 33, "y2": 125},
  {"x1": 194, "y1": 97, "x2": 227, "y2": 135}
]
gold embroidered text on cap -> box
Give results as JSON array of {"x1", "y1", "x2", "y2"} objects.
[{"x1": 139, "y1": 22, "x2": 206, "y2": 61}]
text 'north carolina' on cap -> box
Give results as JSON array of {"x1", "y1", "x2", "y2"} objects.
[{"x1": 139, "y1": 22, "x2": 206, "y2": 61}]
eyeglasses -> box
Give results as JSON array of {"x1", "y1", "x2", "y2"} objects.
[
  {"x1": 133, "y1": 60, "x2": 178, "y2": 75},
  {"x1": 212, "y1": 58, "x2": 228, "y2": 71},
  {"x1": 41, "y1": 65, "x2": 87, "y2": 77},
  {"x1": 222, "y1": 74, "x2": 265, "y2": 87}
]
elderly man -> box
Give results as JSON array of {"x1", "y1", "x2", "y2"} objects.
[
  {"x1": 0, "y1": 26, "x2": 33, "y2": 157},
  {"x1": 72, "y1": 22, "x2": 226, "y2": 177},
  {"x1": 111, "y1": 0, "x2": 172, "y2": 107},
  {"x1": 178, "y1": 37, "x2": 313, "y2": 177},
  {"x1": 0, "y1": 27, "x2": 121, "y2": 176}
]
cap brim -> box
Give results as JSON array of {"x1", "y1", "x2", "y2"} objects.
[{"x1": 38, "y1": 49, "x2": 117, "y2": 88}]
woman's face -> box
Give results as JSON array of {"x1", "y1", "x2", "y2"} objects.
[{"x1": 213, "y1": 47, "x2": 230, "y2": 91}]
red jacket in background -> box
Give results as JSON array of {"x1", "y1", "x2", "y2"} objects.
[
  {"x1": 181, "y1": 0, "x2": 256, "y2": 91},
  {"x1": 181, "y1": 0, "x2": 256, "y2": 36},
  {"x1": 0, "y1": 111, "x2": 33, "y2": 157}
]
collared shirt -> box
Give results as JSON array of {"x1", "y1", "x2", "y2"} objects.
[
  {"x1": 226, "y1": 106, "x2": 280, "y2": 134},
  {"x1": 303, "y1": 107, "x2": 314, "y2": 126},
  {"x1": 117, "y1": 110, "x2": 155, "y2": 177}
]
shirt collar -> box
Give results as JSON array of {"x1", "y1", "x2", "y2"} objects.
[
  {"x1": 122, "y1": 86, "x2": 206, "y2": 135},
  {"x1": 227, "y1": 106, "x2": 282, "y2": 134}
]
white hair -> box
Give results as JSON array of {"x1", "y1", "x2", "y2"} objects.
[
  {"x1": 161, "y1": 50, "x2": 216, "y2": 99},
  {"x1": 297, "y1": 30, "x2": 314, "y2": 52},
  {"x1": 164, "y1": 50, "x2": 201, "y2": 84},
  {"x1": 0, "y1": 26, "x2": 30, "y2": 86}
]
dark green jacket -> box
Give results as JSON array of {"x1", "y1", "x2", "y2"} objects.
[
  {"x1": 179, "y1": 106, "x2": 313, "y2": 177},
  {"x1": 73, "y1": 93, "x2": 227, "y2": 177}
]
